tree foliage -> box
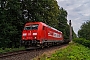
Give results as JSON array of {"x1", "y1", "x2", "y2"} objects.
[
  {"x1": 78, "y1": 21, "x2": 90, "y2": 40},
  {"x1": 0, "y1": 0, "x2": 74, "y2": 48},
  {"x1": 21, "y1": 0, "x2": 60, "y2": 27},
  {"x1": 57, "y1": 7, "x2": 70, "y2": 39},
  {"x1": 0, "y1": 0, "x2": 24, "y2": 48}
]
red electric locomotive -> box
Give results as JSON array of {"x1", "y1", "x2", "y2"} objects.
[{"x1": 22, "y1": 22, "x2": 64, "y2": 48}]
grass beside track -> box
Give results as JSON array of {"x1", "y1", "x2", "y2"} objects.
[
  {"x1": 36, "y1": 42, "x2": 90, "y2": 60},
  {"x1": 0, "y1": 47, "x2": 25, "y2": 54}
]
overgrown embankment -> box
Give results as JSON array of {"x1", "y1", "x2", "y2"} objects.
[
  {"x1": 73, "y1": 38, "x2": 90, "y2": 48},
  {"x1": 36, "y1": 42, "x2": 90, "y2": 60}
]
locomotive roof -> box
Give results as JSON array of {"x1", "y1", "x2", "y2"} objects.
[{"x1": 25, "y1": 22, "x2": 62, "y2": 33}]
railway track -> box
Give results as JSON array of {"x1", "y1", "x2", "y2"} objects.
[
  {"x1": 0, "y1": 44, "x2": 68, "y2": 60},
  {"x1": 0, "y1": 50, "x2": 28, "y2": 58}
]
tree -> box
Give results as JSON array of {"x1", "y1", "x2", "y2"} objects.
[
  {"x1": 78, "y1": 21, "x2": 90, "y2": 40},
  {"x1": 57, "y1": 7, "x2": 70, "y2": 39},
  {"x1": 21, "y1": 0, "x2": 60, "y2": 27},
  {"x1": 0, "y1": 0, "x2": 24, "y2": 48}
]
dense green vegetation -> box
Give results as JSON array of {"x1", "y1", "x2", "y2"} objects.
[
  {"x1": 76, "y1": 21, "x2": 90, "y2": 47},
  {"x1": 73, "y1": 38, "x2": 90, "y2": 48},
  {"x1": 78, "y1": 21, "x2": 90, "y2": 40},
  {"x1": 0, "y1": 0, "x2": 73, "y2": 48},
  {"x1": 38, "y1": 42, "x2": 90, "y2": 60},
  {"x1": 0, "y1": 47, "x2": 25, "y2": 54}
]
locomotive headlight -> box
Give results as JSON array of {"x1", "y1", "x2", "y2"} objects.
[
  {"x1": 33, "y1": 33, "x2": 37, "y2": 35},
  {"x1": 34, "y1": 36, "x2": 37, "y2": 39},
  {"x1": 23, "y1": 33, "x2": 27, "y2": 36}
]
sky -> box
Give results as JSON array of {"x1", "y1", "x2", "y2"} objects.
[{"x1": 56, "y1": 0, "x2": 90, "y2": 34}]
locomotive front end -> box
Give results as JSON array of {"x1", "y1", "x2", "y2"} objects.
[{"x1": 22, "y1": 23, "x2": 40, "y2": 48}]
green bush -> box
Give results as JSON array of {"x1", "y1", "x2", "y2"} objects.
[
  {"x1": 73, "y1": 38, "x2": 90, "y2": 48},
  {"x1": 47, "y1": 43, "x2": 90, "y2": 60},
  {"x1": 82, "y1": 40, "x2": 90, "y2": 47},
  {"x1": 0, "y1": 47, "x2": 25, "y2": 54},
  {"x1": 73, "y1": 38, "x2": 83, "y2": 44}
]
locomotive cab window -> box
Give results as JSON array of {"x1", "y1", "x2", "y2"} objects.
[{"x1": 24, "y1": 24, "x2": 39, "y2": 30}]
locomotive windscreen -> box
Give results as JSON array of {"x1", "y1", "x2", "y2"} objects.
[{"x1": 24, "y1": 24, "x2": 39, "y2": 30}]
